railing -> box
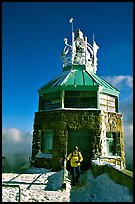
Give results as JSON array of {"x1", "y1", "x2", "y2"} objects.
[
  {"x1": 62, "y1": 53, "x2": 88, "y2": 68},
  {"x1": 2, "y1": 184, "x2": 21, "y2": 202},
  {"x1": 62, "y1": 157, "x2": 67, "y2": 190},
  {"x1": 92, "y1": 156, "x2": 124, "y2": 169}
]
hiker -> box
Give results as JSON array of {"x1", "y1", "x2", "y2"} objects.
[{"x1": 66, "y1": 146, "x2": 83, "y2": 186}]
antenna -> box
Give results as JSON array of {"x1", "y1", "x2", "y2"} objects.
[
  {"x1": 93, "y1": 33, "x2": 94, "y2": 42},
  {"x1": 69, "y1": 18, "x2": 73, "y2": 35},
  {"x1": 69, "y1": 18, "x2": 74, "y2": 64},
  {"x1": 69, "y1": 18, "x2": 74, "y2": 46}
]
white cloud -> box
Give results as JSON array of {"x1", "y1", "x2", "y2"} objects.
[
  {"x1": 102, "y1": 75, "x2": 133, "y2": 90},
  {"x1": 2, "y1": 128, "x2": 33, "y2": 171},
  {"x1": 2, "y1": 128, "x2": 22, "y2": 143}
]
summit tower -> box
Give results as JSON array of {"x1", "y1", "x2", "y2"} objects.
[{"x1": 31, "y1": 19, "x2": 125, "y2": 171}]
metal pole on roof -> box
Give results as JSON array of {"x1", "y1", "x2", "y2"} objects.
[
  {"x1": 69, "y1": 18, "x2": 74, "y2": 64},
  {"x1": 69, "y1": 18, "x2": 73, "y2": 37},
  {"x1": 93, "y1": 33, "x2": 94, "y2": 42}
]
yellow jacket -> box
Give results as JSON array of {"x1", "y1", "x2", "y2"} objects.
[{"x1": 67, "y1": 151, "x2": 83, "y2": 167}]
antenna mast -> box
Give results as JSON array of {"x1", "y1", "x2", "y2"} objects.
[{"x1": 69, "y1": 18, "x2": 74, "y2": 64}]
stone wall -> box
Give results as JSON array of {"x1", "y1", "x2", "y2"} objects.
[
  {"x1": 100, "y1": 111, "x2": 125, "y2": 166},
  {"x1": 31, "y1": 109, "x2": 125, "y2": 171},
  {"x1": 32, "y1": 110, "x2": 102, "y2": 171}
]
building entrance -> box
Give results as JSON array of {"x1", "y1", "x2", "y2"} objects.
[{"x1": 68, "y1": 130, "x2": 92, "y2": 170}]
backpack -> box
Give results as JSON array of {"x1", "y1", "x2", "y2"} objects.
[{"x1": 66, "y1": 152, "x2": 80, "y2": 171}]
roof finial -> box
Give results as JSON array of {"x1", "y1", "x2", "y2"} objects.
[
  {"x1": 69, "y1": 18, "x2": 74, "y2": 64},
  {"x1": 69, "y1": 18, "x2": 74, "y2": 46},
  {"x1": 69, "y1": 18, "x2": 73, "y2": 34},
  {"x1": 93, "y1": 33, "x2": 94, "y2": 42}
]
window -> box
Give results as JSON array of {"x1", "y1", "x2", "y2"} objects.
[
  {"x1": 64, "y1": 91, "x2": 97, "y2": 108},
  {"x1": 41, "y1": 130, "x2": 53, "y2": 153},
  {"x1": 40, "y1": 91, "x2": 61, "y2": 111},
  {"x1": 106, "y1": 132, "x2": 120, "y2": 156}
]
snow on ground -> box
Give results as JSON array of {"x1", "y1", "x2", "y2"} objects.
[
  {"x1": 70, "y1": 169, "x2": 133, "y2": 202},
  {"x1": 2, "y1": 167, "x2": 70, "y2": 202},
  {"x1": 2, "y1": 167, "x2": 133, "y2": 202}
]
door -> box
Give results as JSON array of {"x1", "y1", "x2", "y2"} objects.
[{"x1": 68, "y1": 130, "x2": 92, "y2": 170}]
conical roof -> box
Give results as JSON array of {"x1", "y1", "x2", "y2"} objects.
[{"x1": 38, "y1": 65, "x2": 119, "y2": 97}]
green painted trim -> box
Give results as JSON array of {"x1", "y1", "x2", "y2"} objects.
[
  {"x1": 101, "y1": 88, "x2": 119, "y2": 97},
  {"x1": 38, "y1": 85, "x2": 119, "y2": 97},
  {"x1": 39, "y1": 86, "x2": 63, "y2": 95},
  {"x1": 38, "y1": 85, "x2": 99, "y2": 95},
  {"x1": 62, "y1": 65, "x2": 86, "y2": 71},
  {"x1": 63, "y1": 65, "x2": 72, "y2": 71},
  {"x1": 72, "y1": 65, "x2": 86, "y2": 70}
]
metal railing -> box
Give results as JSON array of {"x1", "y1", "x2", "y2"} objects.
[
  {"x1": 2, "y1": 184, "x2": 21, "y2": 202},
  {"x1": 62, "y1": 157, "x2": 67, "y2": 190},
  {"x1": 92, "y1": 156, "x2": 124, "y2": 169}
]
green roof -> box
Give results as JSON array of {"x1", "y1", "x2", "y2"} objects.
[{"x1": 38, "y1": 65, "x2": 119, "y2": 96}]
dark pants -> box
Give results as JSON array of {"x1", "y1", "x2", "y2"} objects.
[{"x1": 71, "y1": 166, "x2": 81, "y2": 185}]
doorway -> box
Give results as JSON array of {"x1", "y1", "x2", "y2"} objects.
[{"x1": 68, "y1": 130, "x2": 92, "y2": 170}]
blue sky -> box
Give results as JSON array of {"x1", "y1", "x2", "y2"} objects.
[{"x1": 2, "y1": 2, "x2": 133, "y2": 132}]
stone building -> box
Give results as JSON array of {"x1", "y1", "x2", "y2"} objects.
[{"x1": 31, "y1": 25, "x2": 125, "y2": 171}]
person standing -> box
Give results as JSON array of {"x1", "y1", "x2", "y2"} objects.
[{"x1": 66, "y1": 146, "x2": 83, "y2": 186}]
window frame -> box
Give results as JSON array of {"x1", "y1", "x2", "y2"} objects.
[
  {"x1": 40, "y1": 130, "x2": 53, "y2": 154},
  {"x1": 64, "y1": 90, "x2": 97, "y2": 108}
]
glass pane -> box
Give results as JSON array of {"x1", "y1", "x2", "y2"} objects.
[
  {"x1": 106, "y1": 132, "x2": 117, "y2": 156},
  {"x1": 51, "y1": 99, "x2": 60, "y2": 104},
  {"x1": 64, "y1": 97, "x2": 80, "y2": 108},
  {"x1": 106, "y1": 139, "x2": 114, "y2": 156},
  {"x1": 52, "y1": 103, "x2": 60, "y2": 109},
  {"x1": 52, "y1": 92, "x2": 60, "y2": 99},
  {"x1": 44, "y1": 100, "x2": 51, "y2": 110},
  {"x1": 41, "y1": 131, "x2": 53, "y2": 153},
  {"x1": 65, "y1": 91, "x2": 80, "y2": 97},
  {"x1": 81, "y1": 91, "x2": 96, "y2": 97},
  {"x1": 106, "y1": 132, "x2": 114, "y2": 138},
  {"x1": 44, "y1": 94, "x2": 51, "y2": 100}
]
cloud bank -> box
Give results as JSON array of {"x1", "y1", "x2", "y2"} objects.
[
  {"x1": 102, "y1": 75, "x2": 133, "y2": 90},
  {"x1": 2, "y1": 128, "x2": 33, "y2": 172}
]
